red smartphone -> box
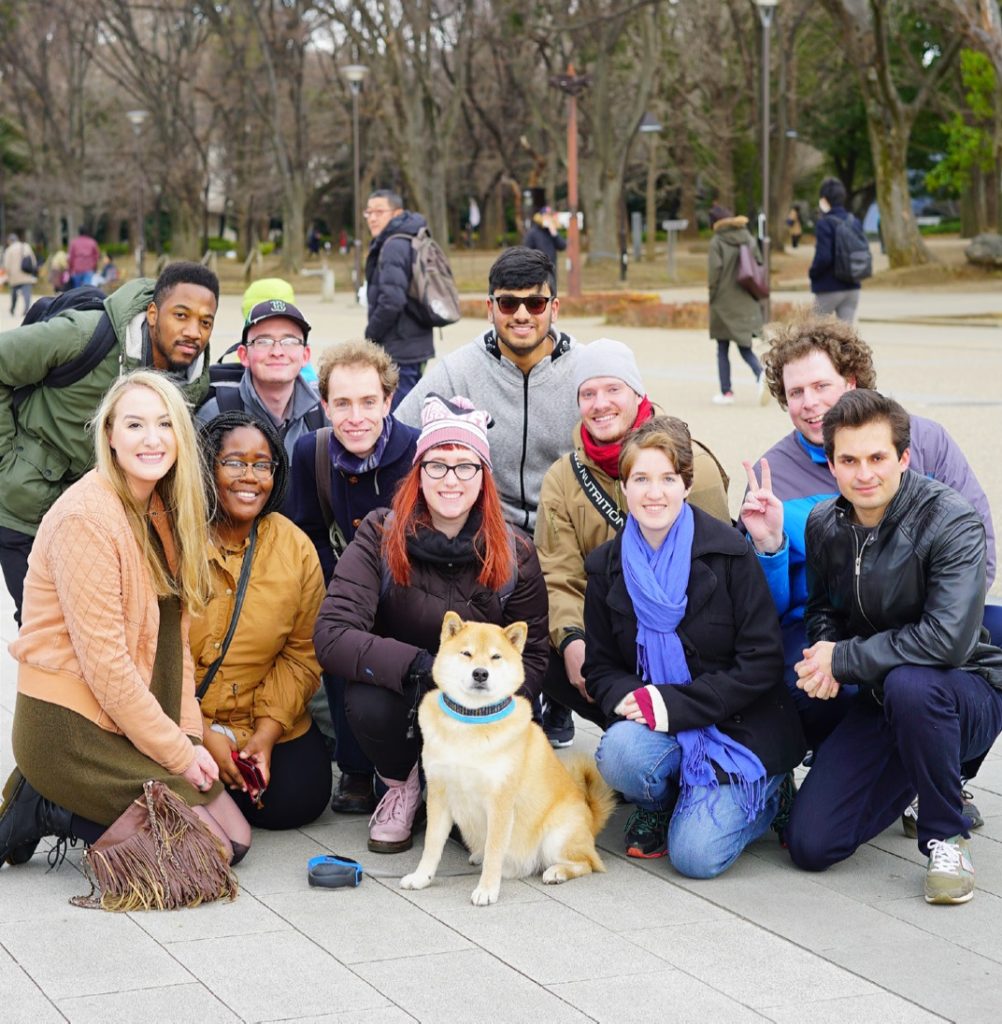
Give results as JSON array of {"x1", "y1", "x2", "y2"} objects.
[{"x1": 231, "y1": 752, "x2": 267, "y2": 801}]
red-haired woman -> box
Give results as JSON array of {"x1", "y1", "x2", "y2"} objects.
[{"x1": 314, "y1": 395, "x2": 549, "y2": 853}]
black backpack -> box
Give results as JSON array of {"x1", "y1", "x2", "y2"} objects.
[
  {"x1": 832, "y1": 215, "x2": 873, "y2": 285},
  {"x1": 12, "y1": 287, "x2": 117, "y2": 412}
]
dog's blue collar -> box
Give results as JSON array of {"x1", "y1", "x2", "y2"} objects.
[{"x1": 439, "y1": 692, "x2": 515, "y2": 724}]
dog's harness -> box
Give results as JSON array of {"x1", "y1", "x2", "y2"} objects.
[{"x1": 439, "y1": 692, "x2": 516, "y2": 724}]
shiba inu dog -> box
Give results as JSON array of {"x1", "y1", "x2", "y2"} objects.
[{"x1": 400, "y1": 611, "x2": 614, "y2": 906}]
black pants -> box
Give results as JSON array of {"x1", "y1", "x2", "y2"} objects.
[
  {"x1": 229, "y1": 722, "x2": 332, "y2": 830},
  {"x1": 322, "y1": 673, "x2": 375, "y2": 776},
  {"x1": 0, "y1": 526, "x2": 34, "y2": 626},
  {"x1": 345, "y1": 678, "x2": 425, "y2": 781},
  {"x1": 541, "y1": 648, "x2": 609, "y2": 729},
  {"x1": 716, "y1": 340, "x2": 762, "y2": 395}
]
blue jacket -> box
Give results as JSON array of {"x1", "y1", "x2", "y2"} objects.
[
  {"x1": 809, "y1": 207, "x2": 861, "y2": 293},
  {"x1": 365, "y1": 210, "x2": 435, "y2": 365},
  {"x1": 286, "y1": 417, "x2": 419, "y2": 583}
]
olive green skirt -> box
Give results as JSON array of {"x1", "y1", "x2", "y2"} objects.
[{"x1": 12, "y1": 596, "x2": 220, "y2": 825}]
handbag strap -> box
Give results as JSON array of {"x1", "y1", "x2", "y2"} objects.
[
  {"x1": 570, "y1": 452, "x2": 625, "y2": 532},
  {"x1": 196, "y1": 520, "x2": 258, "y2": 702}
]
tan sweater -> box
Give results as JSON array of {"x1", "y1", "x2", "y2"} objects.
[{"x1": 12, "y1": 470, "x2": 201, "y2": 775}]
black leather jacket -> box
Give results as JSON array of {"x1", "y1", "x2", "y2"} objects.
[{"x1": 805, "y1": 469, "x2": 1002, "y2": 693}]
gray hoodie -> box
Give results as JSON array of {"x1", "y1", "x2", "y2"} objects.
[{"x1": 396, "y1": 328, "x2": 581, "y2": 532}]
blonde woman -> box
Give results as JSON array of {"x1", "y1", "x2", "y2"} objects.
[{"x1": 0, "y1": 370, "x2": 251, "y2": 870}]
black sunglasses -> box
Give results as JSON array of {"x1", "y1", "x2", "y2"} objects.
[{"x1": 491, "y1": 293, "x2": 553, "y2": 316}]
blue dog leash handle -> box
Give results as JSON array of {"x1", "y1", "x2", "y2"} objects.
[{"x1": 308, "y1": 854, "x2": 364, "y2": 888}]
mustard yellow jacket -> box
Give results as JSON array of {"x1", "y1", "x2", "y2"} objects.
[{"x1": 190, "y1": 513, "x2": 324, "y2": 748}]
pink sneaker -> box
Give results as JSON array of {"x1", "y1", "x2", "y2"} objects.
[{"x1": 368, "y1": 763, "x2": 422, "y2": 853}]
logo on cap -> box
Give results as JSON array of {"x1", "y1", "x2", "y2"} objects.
[{"x1": 269, "y1": 300, "x2": 287, "y2": 312}]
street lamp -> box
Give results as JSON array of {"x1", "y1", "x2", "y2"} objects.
[
  {"x1": 638, "y1": 112, "x2": 662, "y2": 263},
  {"x1": 342, "y1": 62, "x2": 369, "y2": 302},
  {"x1": 126, "y1": 109, "x2": 148, "y2": 276},
  {"x1": 754, "y1": 0, "x2": 778, "y2": 320}
]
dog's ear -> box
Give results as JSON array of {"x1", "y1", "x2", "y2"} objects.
[
  {"x1": 441, "y1": 610, "x2": 465, "y2": 642},
  {"x1": 503, "y1": 620, "x2": 528, "y2": 654}
]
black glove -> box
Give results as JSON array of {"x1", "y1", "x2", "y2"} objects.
[{"x1": 406, "y1": 650, "x2": 436, "y2": 691}]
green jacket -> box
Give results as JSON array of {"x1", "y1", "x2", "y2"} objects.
[
  {"x1": 0, "y1": 278, "x2": 211, "y2": 535},
  {"x1": 708, "y1": 216, "x2": 764, "y2": 346}
]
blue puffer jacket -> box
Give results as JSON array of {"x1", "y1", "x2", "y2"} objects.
[
  {"x1": 809, "y1": 207, "x2": 861, "y2": 294},
  {"x1": 364, "y1": 211, "x2": 435, "y2": 365}
]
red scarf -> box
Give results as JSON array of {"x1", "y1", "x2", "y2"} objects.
[{"x1": 579, "y1": 396, "x2": 654, "y2": 478}]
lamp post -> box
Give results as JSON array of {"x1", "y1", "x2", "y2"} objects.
[
  {"x1": 550, "y1": 66, "x2": 591, "y2": 299},
  {"x1": 754, "y1": 0, "x2": 778, "y2": 320},
  {"x1": 126, "y1": 109, "x2": 148, "y2": 276},
  {"x1": 342, "y1": 63, "x2": 369, "y2": 302},
  {"x1": 638, "y1": 112, "x2": 662, "y2": 263}
]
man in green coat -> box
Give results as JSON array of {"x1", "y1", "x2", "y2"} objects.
[{"x1": 0, "y1": 261, "x2": 219, "y2": 622}]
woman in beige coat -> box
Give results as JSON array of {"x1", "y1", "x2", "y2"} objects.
[{"x1": 2, "y1": 232, "x2": 37, "y2": 318}]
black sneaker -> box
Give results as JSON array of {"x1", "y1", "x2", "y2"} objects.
[
  {"x1": 624, "y1": 808, "x2": 670, "y2": 859},
  {"x1": 542, "y1": 701, "x2": 575, "y2": 749},
  {"x1": 771, "y1": 771, "x2": 797, "y2": 843}
]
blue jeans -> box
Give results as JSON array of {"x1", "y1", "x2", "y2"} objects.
[
  {"x1": 596, "y1": 721, "x2": 783, "y2": 879},
  {"x1": 391, "y1": 362, "x2": 425, "y2": 411},
  {"x1": 786, "y1": 666, "x2": 1002, "y2": 870},
  {"x1": 10, "y1": 283, "x2": 32, "y2": 317}
]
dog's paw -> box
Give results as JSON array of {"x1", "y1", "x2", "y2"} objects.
[
  {"x1": 470, "y1": 883, "x2": 499, "y2": 906},
  {"x1": 542, "y1": 865, "x2": 569, "y2": 885},
  {"x1": 468, "y1": 850, "x2": 483, "y2": 866},
  {"x1": 400, "y1": 871, "x2": 432, "y2": 891}
]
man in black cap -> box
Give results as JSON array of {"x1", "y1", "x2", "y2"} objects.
[{"x1": 196, "y1": 298, "x2": 327, "y2": 460}]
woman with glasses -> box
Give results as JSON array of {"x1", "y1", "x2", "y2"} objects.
[
  {"x1": 314, "y1": 394, "x2": 550, "y2": 853},
  {"x1": 2, "y1": 372, "x2": 249, "y2": 886},
  {"x1": 191, "y1": 411, "x2": 332, "y2": 829}
]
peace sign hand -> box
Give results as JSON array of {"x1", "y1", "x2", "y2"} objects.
[{"x1": 740, "y1": 458, "x2": 785, "y2": 555}]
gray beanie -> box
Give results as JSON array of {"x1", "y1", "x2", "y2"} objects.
[{"x1": 573, "y1": 338, "x2": 645, "y2": 397}]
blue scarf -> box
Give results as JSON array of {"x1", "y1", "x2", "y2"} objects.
[
  {"x1": 621, "y1": 507, "x2": 767, "y2": 822},
  {"x1": 329, "y1": 416, "x2": 393, "y2": 475}
]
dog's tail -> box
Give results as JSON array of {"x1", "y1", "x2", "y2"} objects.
[{"x1": 565, "y1": 756, "x2": 616, "y2": 835}]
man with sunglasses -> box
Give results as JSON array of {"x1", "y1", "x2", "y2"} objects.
[
  {"x1": 397, "y1": 247, "x2": 581, "y2": 537},
  {"x1": 363, "y1": 189, "x2": 435, "y2": 408},
  {"x1": 197, "y1": 298, "x2": 327, "y2": 462}
]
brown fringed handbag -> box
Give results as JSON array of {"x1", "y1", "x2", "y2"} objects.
[{"x1": 71, "y1": 780, "x2": 239, "y2": 911}]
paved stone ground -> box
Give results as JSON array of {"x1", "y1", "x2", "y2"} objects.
[{"x1": 2, "y1": 284, "x2": 1001, "y2": 1022}]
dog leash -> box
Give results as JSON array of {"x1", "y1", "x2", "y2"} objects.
[{"x1": 307, "y1": 849, "x2": 481, "y2": 889}]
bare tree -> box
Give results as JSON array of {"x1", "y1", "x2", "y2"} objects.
[{"x1": 821, "y1": 0, "x2": 961, "y2": 267}]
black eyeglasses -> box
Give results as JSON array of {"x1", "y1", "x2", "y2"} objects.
[
  {"x1": 420, "y1": 461, "x2": 483, "y2": 481},
  {"x1": 217, "y1": 459, "x2": 278, "y2": 479},
  {"x1": 490, "y1": 293, "x2": 553, "y2": 316}
]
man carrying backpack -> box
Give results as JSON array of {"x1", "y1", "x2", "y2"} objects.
[
  {"x1": 363, "y1": 190, "x2": 437, "y2": 409},
  {"x1": 809, "y1": 177, "x2": 871, "y2": 324},
  {"x1": 0, "y1": 261, "x2": 218, "y2": 623}
]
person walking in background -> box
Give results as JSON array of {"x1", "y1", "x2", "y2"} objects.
[
  {"x1": 809, "y1": 177, "x2": 863, "y2": 323},
  {"x1": 707, "y1": 205, "x2": 767, "y2": 406},
  {"x1": 67, "y1": 228, "x2": 101, "y2": 288},
  {"x1": 3, "y1": 233, "x2": 37, "y2": 319},
  {"x1": 363, "y1": 190, "x2": 435, "y2": 408},
  {"x1": 523, "y1": 208, "x2": 567, "y2": 287},
  {"x1": 786, "y1": 207, "x2": 803, "y2": 249}
]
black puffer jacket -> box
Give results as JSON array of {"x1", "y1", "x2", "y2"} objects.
[
  {"x1": 583, "y1": 508, "x2": 805, "y2": 778},
  {"x1": 313, "y1": 508, "x2": 550, "y2": 697},
  {"x1": 364, "y1": 210, "x2": 435, "y2": 366},
  {"x1": 805, "y1": 469, "x2": 1002, "y2": 692}
]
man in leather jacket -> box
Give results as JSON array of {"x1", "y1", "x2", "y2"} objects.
[{"x1": 785, "y1": 390, "x2": 1002, "y2": 905}]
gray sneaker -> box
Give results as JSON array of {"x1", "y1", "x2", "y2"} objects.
[
  {"x1": 924, "y1": 835, "x2": 974, "y2": 905},
  {"x1": 902, "y1": 784, "x2": 984, "y2": 839}
]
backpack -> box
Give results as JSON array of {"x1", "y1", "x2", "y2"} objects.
[
  {"x1": 20, "y1": 245, "x2": 37, "y2": 276},
  {"x1": 380, "y1": 226, "x2": 461, "y2": 328},
  {"x1": 12, "y1": 287, "x2": 116, "y2": 412},
  {"x1": 832, "y1": 215, "x2": 872, "y2": 285}
]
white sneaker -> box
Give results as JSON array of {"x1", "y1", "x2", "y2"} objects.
[
  {"x1": 925, "y1": 835, "x2": 974, "y2": 904},
  {"x1": 711, "y1": 392, "x2": 735, "y2": 405}
]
